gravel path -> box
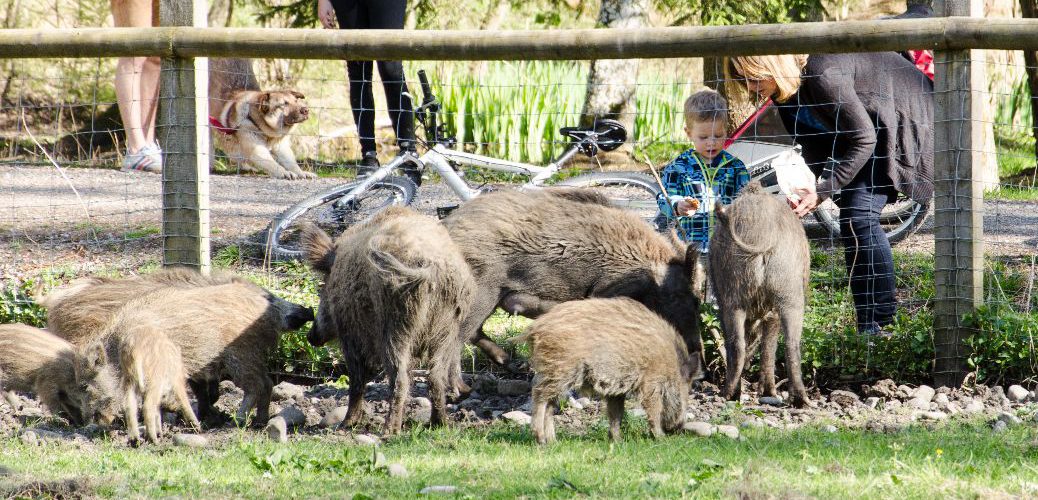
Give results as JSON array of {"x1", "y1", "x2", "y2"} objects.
[{"x1": 1, "y1": 164, "x2": 1036, "y2": 280}]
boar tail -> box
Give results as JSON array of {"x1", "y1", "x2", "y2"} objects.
[
  {"x1": 368, "y1": 236, "x2": 433, "y2": 290},
  {"x1": 714, "y1": 200, "x2": 772, "y2": 255},
  {"x1": 728, "y1": 229, "x2": 772, "y2": 255},
  {"x1": 299, "y1": 223, "x2": 336, "y2": 274}
]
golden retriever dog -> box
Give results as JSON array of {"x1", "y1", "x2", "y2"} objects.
[{"x1": 208, "y1": 58, "x2": 315, "y2": 180}]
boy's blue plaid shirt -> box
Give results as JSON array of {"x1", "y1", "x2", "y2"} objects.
[{"x1": 655, "y1": 148, "x2": 750, "y2": 252}]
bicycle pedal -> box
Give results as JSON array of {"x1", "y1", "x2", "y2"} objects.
[{"x1": 436, "y1": 205, "x2": 460, "y2": 219}]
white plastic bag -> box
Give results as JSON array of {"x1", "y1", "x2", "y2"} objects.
[{"x1": 770, "y1": 148, "x2": 816, "y2": 202}]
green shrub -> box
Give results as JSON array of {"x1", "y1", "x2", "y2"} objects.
[{"x1": 963, "y1": 305, "x2": 1038, "y2": 385}]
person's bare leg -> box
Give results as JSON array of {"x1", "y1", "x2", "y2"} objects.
[{"x1": 111, "y1": 0, "x2": 156, "y2": 154}]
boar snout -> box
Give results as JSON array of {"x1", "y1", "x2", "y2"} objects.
[
  {"x1": 306, "y1": 322, "x2": 330, "y2": 347},
  {"x1": 285, "y1": 305, "x2": 315, "y2": 330}
]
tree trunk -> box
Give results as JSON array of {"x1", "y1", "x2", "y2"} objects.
[
  {"x1": 1021, "y1": 0, "x2": 1038, "y2": 174},
  {"x1": 579, "y1": 0, "x2": 646, "y2": 146}
]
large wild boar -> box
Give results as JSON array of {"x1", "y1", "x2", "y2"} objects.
[
  {"x1": 522, "y1": 297, "x2": 692, "y2": 444},
  {"x1": 443, "y1": 188, "x2": 703, "y2": 384},
  {"x1": 0, "y1": 323, "x2": 117, "y2": 426},
  {"x1": 82, "y1": 324, "x2": 201, "y2": 443},
  {"x1": 301, "y1": 206, "x2": 475, "y2": 435},
  {"x1": 709, "y1": 180, "x2": 811, "y2": 408},
  {"x1": 75, "y1": 278, "x2": 313, "y2": 427},
  {"x1": 39, "y1": 268, "x2": 255, "y2": 422}
]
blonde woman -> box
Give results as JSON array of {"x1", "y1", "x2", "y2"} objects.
[
  {"x1": 725, "y1": 53, "x2": 933, "y2": 337},
  {"x1": 111, "y1": 0, "x2": 162, "y2": 173}
]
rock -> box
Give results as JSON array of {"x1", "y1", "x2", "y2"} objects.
[
  {"x1": 993, "y1": 419, "x2": 1008, "y2": 433},
  {"x1": 173, "y1": 433, "x2": 208, "y2": 448},
  {"x1": 20, "y1": 429, "x2": 62, "y2": 445},
  {"x1": 864, "y1": 397, "x2": 881, "y2": 409},
  {"x1": 883, "y1": 399, "x2": 902, "y2": 410},
  {"x1": 823, "y1": 425, "x2": 838, "y2": 433},
  {"x1": 501, "y1": 411, "x2": 531, "y2": 426},
  {"x1": 407, "y1": 397, "x2": 432, "y2": 425},
  {"x1": 897, "y1": 385, "x2": 914, "y2": 399},
  {"x1": 684, "y1": 422, "x2": 714, "y2": 437},
  {"x1": 354, "y1": 434, "x2": 380, "y2": 446},
  {"x1": 865, "y1": 379, "x2": 899, "y2": 398},
  {"x1": 934, "y1": 393, "x2": 950, "y2": 405},
  {"x1": 912, "y1": 385, "x2": 936, "y2": 403},
  {"x1": 373, "y1": 452, "x2": 387, "y2": 468},
  {"x1": 964, "y1": 400, "x2": 985, "y2": 413},
  {"x1": 945, "y1": 402, "x2": 962, "y2": 415},
  {"x1": 471, "y1": 374, "x2": 498, "y2": 395},
  {"x1": 496, "y1": 379, "x2": 531, "y2": 396},
  {"x1": 741, "y1": 418, "x2": 766, "y2": 429},
  {"x1": 628, "y1": 408, "x2": 647, "y2": 418},
  {"x1": 914, "y1": 411, "x2": 947, "y2": 421},
  {"x1": 576, "y1": 397, "x2": 592, "y2": 408},
  {"x1": 829, "y1": 390, "x2": 860, "y2": 407},
  {"x1": 997, "y1": 412, "x2": 1023, "y2": 426},
  {"x1": 906, "y1": 398, "x2": 932, "y2": 410},
  {"x1": 19, "y1": 431, "x2": 39, "y2": 446},
  {"x1": 1007, "y1": 385, "x2": 1029, "y2": 403},
  {"x1": 277, "y1": 406, "x2": 306, "y2": 427},
  {"x1": 320, "y1": 406, "x2": 350, "y2": 428},
  {"x1": 458, "y1": 398, "x2": 483, "y2": 412},
  {"x1": 266, "y1": 416, "x2": 288, "y2": 443},
  {"x1": 272, "y1": 382, "x2": 306, "y2": 401},
  {"x1": 566, "y1": 395, "x2": 584, "y2": 411},
  {"x1": 388, "y1": 463, "x2": 409, "y2": 478},
  {"x1": 716, "y1": 425, "x2": 740, "y2": 439},
  {"x1": 419, "y1": 486, "x2": 458, "y2": 494},
  {"x1": 759, "y1": 396, "x2": 784, "y2": 406}
]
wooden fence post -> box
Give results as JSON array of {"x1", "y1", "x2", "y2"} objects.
[
  {"x1": 933, "y1": 0, "x2": 984, "y2": 387},
  {"x1": 158, "y1": 0, "x2": 210, "y2": 273}
]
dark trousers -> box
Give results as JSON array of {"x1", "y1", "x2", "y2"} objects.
[
  {"x1": 833, "y1": 161, "x2": 898, "y2": 331},
  {"x1": 331, "y1": 0, "x2": 415, "y2": 154}
]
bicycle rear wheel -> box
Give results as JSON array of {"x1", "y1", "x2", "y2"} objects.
[
  {"x1": 265, "y1": 176, "x2": 417, "y2": 261},
  {"x1": 812, "y1": 194, "x2": 931, "y2": 245},
  {"x1": 557, "y1": 172, "x2": 663, "y2": 229}
]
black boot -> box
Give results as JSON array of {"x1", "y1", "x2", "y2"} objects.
[
  {"x1": 357, "y1": 151, "x2": 379, "y2": 178},
  {"x1": 397, "y1": 141, "x2": 422, "y2": 187}
]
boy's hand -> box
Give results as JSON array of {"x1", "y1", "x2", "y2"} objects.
[{"x1": 675, "y1": 198, "x2": 700, "y2": 216}]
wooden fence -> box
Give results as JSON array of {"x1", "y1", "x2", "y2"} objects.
[{"x1": 0, "y1": 0, "x2": 1022, "y2": 387}]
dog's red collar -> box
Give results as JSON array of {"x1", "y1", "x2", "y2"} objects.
[{"x1": 209, "y1": 116, "x2": 236, "y2": 135}]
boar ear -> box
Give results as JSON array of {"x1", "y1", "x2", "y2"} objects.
[
  {"x1": 683, "y1": 243, "x2": 699, "y2": 281},
  {"x1": 290, "y1": 90, "x2": 305, "y2": 100},
  {"x1": 82, "y1": 342, "x2": 107, "y2": 371},
  {"x1": 299, "y1": 223, "x2": 336, "y2": 274}
]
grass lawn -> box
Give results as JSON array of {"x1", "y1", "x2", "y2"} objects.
[{"x1": 2, "y1": 418, "x2": 1037, "y2": 499}]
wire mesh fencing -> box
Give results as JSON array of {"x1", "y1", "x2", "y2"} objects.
[{"x1": 0, "y1": 37, "x2": 1035, "y2": 388}]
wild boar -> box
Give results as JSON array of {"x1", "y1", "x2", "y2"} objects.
[
  {"x1": 38, "y1": 268, "x2": 254, "y2": 423},
  {"x1": 82, "y1": 324, "x2": 201, "y2": 443},
  {"x1": 522, "y1": 297, "x2": 692, "y2": 444},
  {"x1": 0, "y1": 323, "x2": 118, "y2": 426},
  {"x1": 443, "y1": 188, "x2": 703, "y2": 386},
  {"x1": 77, "y1": 279, "x2": 313, "y2": 427},
  {"x1": 301, "y1": 206, "x2": 475, "y2": 435},
  {"x1": 709, "y1": 180, "x2": 811, "y2": 408}
]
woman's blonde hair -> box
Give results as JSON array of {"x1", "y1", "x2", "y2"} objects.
[{"x1": 724, "y1": 54, "x2": 809, "y2": 104}]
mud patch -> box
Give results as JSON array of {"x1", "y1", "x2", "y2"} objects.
[{"x1": 0, "y1": 478, "x2": 95, "y2": 500}]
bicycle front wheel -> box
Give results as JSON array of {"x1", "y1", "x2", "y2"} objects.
[
  {"x1": 265, "y1": 176, "x2": 417, "y2": 261},
  {"x1": 557, "y1": 172, "x2": 663, "y2": 229},
  {"x1": 813, "y1": 195, "x2": 931, "y2": 245}
]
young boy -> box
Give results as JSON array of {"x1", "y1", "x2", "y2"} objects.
[{"x1": 656, "y1": 89, "x2": 750, "y2": 254}]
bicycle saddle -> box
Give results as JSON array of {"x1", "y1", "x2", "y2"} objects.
[{"x1": 559, "y1": 119, "x2": 627, "y2": 152}]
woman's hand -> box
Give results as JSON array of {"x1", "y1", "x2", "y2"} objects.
[
  {"x1": 317, "y1": 0, "x2": 337, "y2": 29},
  {"x1": 788, "y1": 187, "x2": 819, "y2": 218}
]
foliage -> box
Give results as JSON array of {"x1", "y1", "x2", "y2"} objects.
[
  {"x1": 963, "y1": 305, "x2": 1038, "y2": 385},
  {"x1": 655, "y1": 0, "x2": 827, "y2": 26},
  {"x1": 0, "y1": 278, "x2": 49, "y2": 327}
]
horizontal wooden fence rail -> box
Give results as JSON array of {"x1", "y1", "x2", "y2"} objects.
[{"x1": 1, "y1": 17, "x2": 1037, "y2": 60}]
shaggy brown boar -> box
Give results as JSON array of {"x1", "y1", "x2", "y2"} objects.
[
  {"x1": 39, "y1": 268, "x2": 253, "y2": 422},
  {"x1": 709, "y1": 181, "x2": 811, "y2": 407},
  {"x1": 83, "y1": 323, "x2": 201, "y2": 443},
  {"x1": 0, "y1": 323, "x2": 118, "y2": 425},
  {"x1": 301, "y1": 206, "x2": 475, "y2": 435},
  {"x1": 522, "y1": 297, "x2": 692, "y2": 444},
  {"x1": 443, "y1": 188, "x2": 703, "y2": 384},
  {"x1": 77, "y1": 279, "x2": 313, "y2": 427}
]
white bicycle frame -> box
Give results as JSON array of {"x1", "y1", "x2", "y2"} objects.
[{"x1": 334, "y1": 142, "x2": 584, "y2": 206}]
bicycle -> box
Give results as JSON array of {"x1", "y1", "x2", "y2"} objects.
[{"x1": 266, "y1": 70, "x2": 663, "y2": 261}]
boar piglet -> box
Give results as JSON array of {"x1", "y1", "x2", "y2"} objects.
[
  {"x1": 0, "y1": 323, "x2": 117, "y2": 426},
  {"x1": 709, "y1": 180, "x2": 811, "y2": 407},
  {"x1": 302, "y1": 206, "x2": 475, "y2": 435},
  {"x1": 443, "y1": 188, "x2": 704, "y2": 389},
  {"x1": 77, "y1": 279, "x2": 313, "y2": 432},
  {"x1": 522, "y1": 297, "x2": 692, "y2": 444}
]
